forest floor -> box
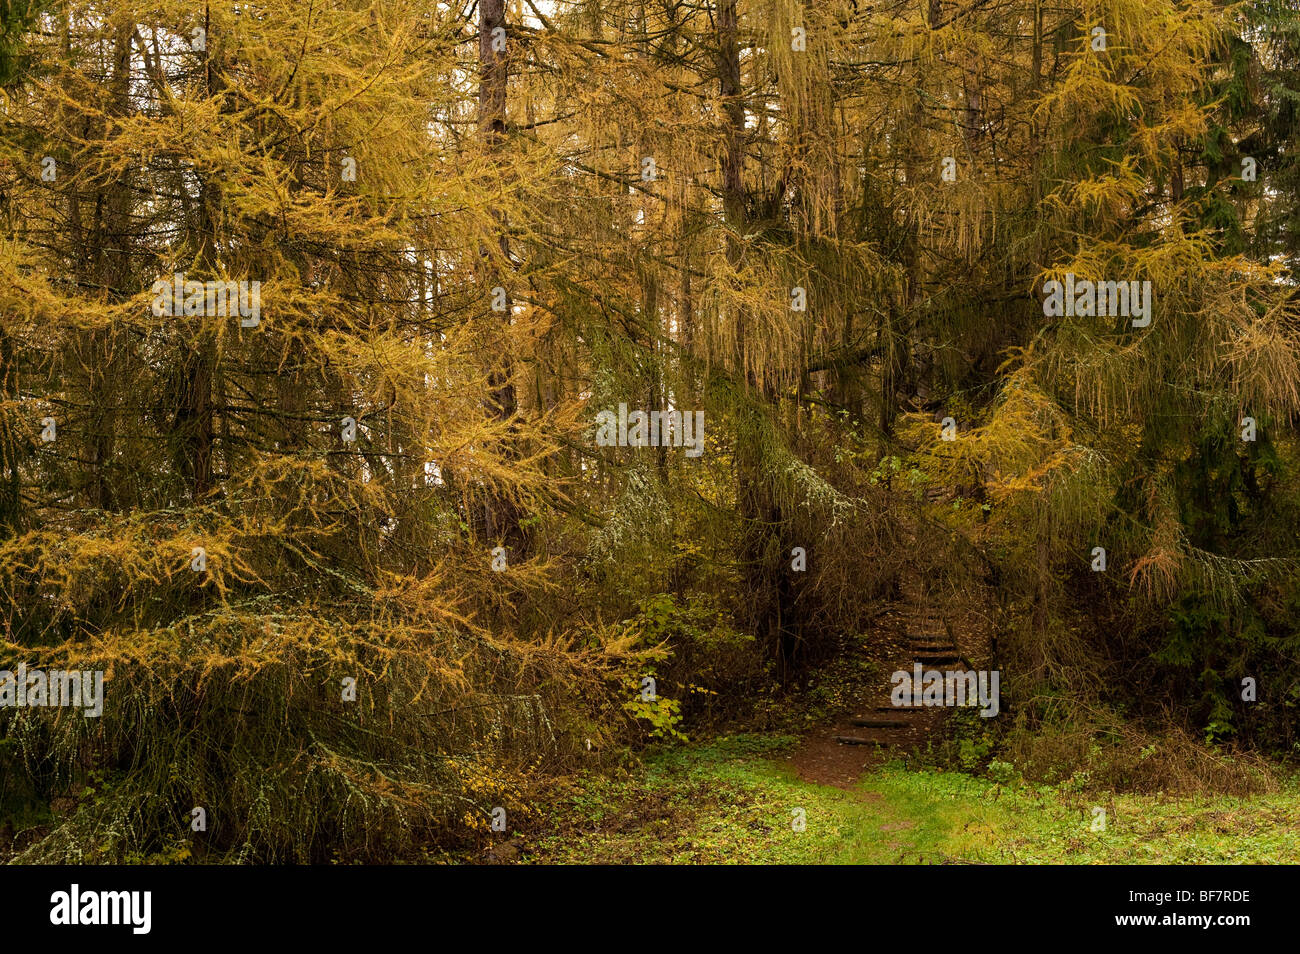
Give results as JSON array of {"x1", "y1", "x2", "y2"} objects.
[
  {"x1": 512, "y1": 734, "x2": 1300, "y2": 864},
  {"x1": 491, "y1": 586, "x2": 1300, "y2": 865}
]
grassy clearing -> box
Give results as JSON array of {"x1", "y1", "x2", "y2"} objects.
[{"x1": 523, "y1": 735, "x2": 1300, "y2": 864}]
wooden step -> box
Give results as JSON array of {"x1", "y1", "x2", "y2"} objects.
[
  {"x1": 914, "y1": 653, "x2": 961, "y2": 664},
  {"x1": 849, "y1": 718, "x2": 908, "y2": 729},
  {"x1": 835, "y1": 735, "x2": 887, "y2": 746}
]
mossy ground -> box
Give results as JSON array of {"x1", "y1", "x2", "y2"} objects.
[{"x1": 522, "y1": 735, "x2": 1300, "y2": 864}]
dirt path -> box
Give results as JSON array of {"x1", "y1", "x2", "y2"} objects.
[{"x1": 790, "y1": 584, "x2": 988, "y2": 788}]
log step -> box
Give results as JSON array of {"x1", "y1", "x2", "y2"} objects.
[
  {"x1": 835, "y1": 735, "x2": 886, "y2": 746},
  {"x1": 914, "y1": 653, "x2": 961, "y2": 664},
  {"x1": 849, "y1": 718, "x2": 909, "y2": 729}
]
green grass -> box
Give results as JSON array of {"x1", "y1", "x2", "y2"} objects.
[{"x1": 523, "y1": 734, "x2": 1300, "y2": 864}]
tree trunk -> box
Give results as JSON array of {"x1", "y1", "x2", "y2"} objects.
[{"x1": 478, "y1": 0, "x2": 524, "y2": 557}]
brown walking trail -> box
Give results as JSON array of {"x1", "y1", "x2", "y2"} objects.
[{"x1": 791, "y1": 583, "x2": 991, "y2": 788}]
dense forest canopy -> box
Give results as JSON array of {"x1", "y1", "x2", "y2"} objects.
[{"x1": 0, "y1": 0, "x2": 1298, "y2": 862}]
